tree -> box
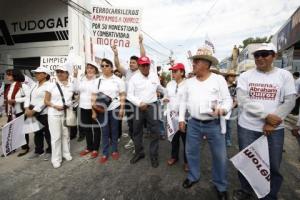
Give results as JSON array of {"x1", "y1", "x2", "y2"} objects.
[{"x1": 238, "y1": 35, "x2": 273, "y2": 49}]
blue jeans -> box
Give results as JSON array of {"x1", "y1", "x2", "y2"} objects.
[
  {"x1": 97, "y1": 108, "x2": 120, "y2": 157},
  {"x1": 237, "y1": 125, "x2": 284, "y2": 200},
  {"x1": 186, "y1": 118, "x2": 228, "y2": 192}
]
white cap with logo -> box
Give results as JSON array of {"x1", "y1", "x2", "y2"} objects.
[{"x1": 253, "y1": 43, "x2": 277, "y2": 54}]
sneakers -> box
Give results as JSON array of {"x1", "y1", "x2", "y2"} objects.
[
  {"x1": 90, "y1": 151, "x2": 99, "y2": 159},
  {"x1": 52, "y1": 162, "x2": 61, "y2": 169},
  {"x1": 40, "y1": 153, "x2": 51, "y2": 161},
  {"x1": 232, "y1": 189, "x2": 255, "y2": 200},
  {"x1": 63, "y1": 155, "x2": 73, "y2": 161},
  {"x1": 124, "y1": 139, "x2": 134, "y2": 149},
  {"x1": 112, "y1": 152, "x2": 120, "y2": 160},
  {"x1": 99, "y1": 155, "x2": 108, "y2": 164},
  {"x1": 17, "y1": 148, "x2": 30, "y2": 157},
  {"x1": 26, "y1": 153, "x2": 41, "y2": 160},
  {"x1": 80, "y1": 149, "x2": 91, "y2": 157}
]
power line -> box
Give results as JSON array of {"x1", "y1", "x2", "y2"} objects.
[{"x1": 183, "y1": 0, "x2": 219, "y2": 45}]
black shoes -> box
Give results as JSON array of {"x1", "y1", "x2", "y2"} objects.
[
  {"x1": 17, "y1": 148, "x2": 30, "y2": 157},
  {"x1": 232, "y1": 189, "x2": 255, "y2": 200},
  {"x1": 151, "y1": 157, "x2": 159, "y2": 168},
  {"x1": 182, "y1": 178, "x2": 199, "y2": 188},
  {"x1": 130, "y1": 153, "x2": 145, "y2": 164},
  {"x1": 214, "y1": 186, "x2": 228, "y2": 200}
]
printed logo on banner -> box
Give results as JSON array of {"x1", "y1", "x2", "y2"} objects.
[{"x1": 92, "y1": 6, "x2": 142, "y2": 48}]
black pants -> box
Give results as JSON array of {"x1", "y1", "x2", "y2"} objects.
[
  {"x1": 15, "y1": 112, "x2": 30, "y2": 150},
  {"x1": 171, "y1": 131, "x2": 187, "y2": 163},
  {"x1": 35, "y1": 114, "x2": 51, "y2": 154},
  {"x1": 125, "y1": 100, "x2": 134, "y2": 139},
  {"x1": 132, "y1": 102, "x2": 160, "y2": 159},
  {"x1": 79, "y1": 108, "x2": 101, "y2": 151}
]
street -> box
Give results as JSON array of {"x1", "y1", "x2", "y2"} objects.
[{"x1": 0, "y1": 121, "x2": 300, "y2": 200}]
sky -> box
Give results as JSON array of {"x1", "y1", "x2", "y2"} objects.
[{"x1": 91, "y1": 0, "x2": 299, "y2": 72}]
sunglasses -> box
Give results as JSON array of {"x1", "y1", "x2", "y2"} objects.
[
  {"x1": 101, "y1": 64, "x2": 111, "y2": 68},
  {"x1": 253, "y1": 51, "x2": 273, "y2": 59},
  {"x1": 56, "y1": 70, "x2": 65, "y2": 74},
  {"x1": 6, "y1": 73, "x2": 13, "y2": 76}
]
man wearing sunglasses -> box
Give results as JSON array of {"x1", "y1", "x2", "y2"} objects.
[{"x1": 233, "y1": 43, "x2": 296, "y2": 200}]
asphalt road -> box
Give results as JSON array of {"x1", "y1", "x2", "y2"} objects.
[{"x1": 0, "y1": 121, "x2": 300, "y2": 200}]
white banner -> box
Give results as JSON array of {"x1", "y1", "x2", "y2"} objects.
[
  {"x1": 1, "y1": 114, "x2": 26, "y2": 156},
  {"x1": 166, "y1": 110, "x2": 179, "y2": 142},
  {"x1": 230, "y1": 136, "x2": 270, "y2": 198},
  {"x1": 92, "y1": 6, "x2": 142, "y2": 48}
]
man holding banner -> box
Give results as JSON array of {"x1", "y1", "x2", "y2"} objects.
[
  {"x1": 233, "y1": 43, "x2": 296, "y2": 200},
  {"x1": 164, "y1": 63, "x2": 188, "y2": 172}
]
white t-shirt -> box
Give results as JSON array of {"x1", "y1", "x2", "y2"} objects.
[
  {"x1": 237, "y1": 67, "x2": 296, "y2": 132},
  {"x1": 124, "y1": 68, "x2": 139, "y2": 91},
  {"x1": 92, "y1": 74, "x2": 126, "y2": 111},
  {"x1": 165, "y1": 80, "x2": 186, "y2": 113},
  {"x1": 25, "y1": 81, "x2": 50, "y2": 115},
  {"x1": 46, "y1": 81, "x2": 75, "y2": 116},
  {"x1": 74, "y1": 76, "x2": 97, "y2": 109},
  {"x1": 179, "y1": 73, "x2": 232, "y2": 122}
]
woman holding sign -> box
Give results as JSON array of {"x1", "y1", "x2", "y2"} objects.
[
  {"x1": 4, "y1": 69, "x2": 30, "y2": 157},
  {"x1": 164, "y1": 63, "x2": 188, "y2": 172},
  {"x1": 44, "y1": 65, "x2": 75, "y2": 169},
  {"x1": 91, "y1": 58, "x2": 126, "y2": 164}
]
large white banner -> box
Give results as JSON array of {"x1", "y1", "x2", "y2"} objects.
[
  {"x1": 230, "y1": 136, "x2": 270, "y2": 198},
  {"x1": 1, "y1": 114, "x2": 26, "y2": 157},
  {"x1": 92, "y1": 6, "x2": 142, "y2": 48},
  {"x1": 166, "y1": 110, "x2": 179, "y2": 142}
]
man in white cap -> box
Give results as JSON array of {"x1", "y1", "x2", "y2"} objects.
[
  {"x1": 233, "y1": 43, "x2": 296, "y2": 200},
  {"x1": 179, "y1": 47, "x2": 232, "y2": 200}
]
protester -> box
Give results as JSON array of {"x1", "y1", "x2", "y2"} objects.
[
  {"x1": 179, "y1": 47, "x2": 232, "y2": 200},
  {"x1": 292, "y1": 111, "x2": 300, "y2": 162},
  {"x1": 44, "y1": 65, "x2": 74, "y2": 168},
  {"x1": 4, "y1": 69, "x2": 30, "y2": 157},
  {"x1": 91, "y1": 58, "x2": 126, "y2": 164},
  {"x1": 25, "y1": 66, "x2": 52, "y2": 161},
  {"x1": 127, "y1": 56, "x2": 164, "y2": 168},
  {"x1": 165, "y1": 63, "x2": 188, "y2": 172},
  {"x1": 74, "y1": 61, "x2": 102, "y2": 159},
  {"x1": 233, "y1": 43, "x2": 296, "y2": 200},
  {"x1": 223, "y1": 69, "x2": 238, "y2": 147},
  {"x1": 291, "y1": 71, "x2": 300, "y2": 115},
  {"x1": 111, "y1": 34, "x2": 145, "y2": 152}
]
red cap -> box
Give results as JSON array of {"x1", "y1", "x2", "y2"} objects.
[
  {"x1": 169, "y1": 63, "x2": 185, "y2": 71},
  {"x1": 138, "y1": 56, "x2": 151, "y2": 65}
]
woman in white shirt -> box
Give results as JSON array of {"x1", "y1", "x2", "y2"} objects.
[
  {"x1": 44, "y1": 65, "x2": 74, "y2": 168},
  {"x1": 25, "y1": 67, "x2": 52, "y2": 161},
  {"x1": 74, "y1": 61, "x2": 102, "y2": 159},
  {"x1": 4, "y1": 69, "x2": 30, "y2": 157},
  {"x1": 92, "y1": 58, "x2": 126, "y2": 164},
  {"x1": 164, "y1": 63, "x2": 188, "y2": 172}
]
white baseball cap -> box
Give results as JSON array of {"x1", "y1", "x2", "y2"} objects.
[
  {"x1": 55, "y1": 65, "x2": 68, "y2": 72},
  {"x1": 86, "y1": 60, "x2": 99, "y2": 69},
  {"x1": 32, "y1": 66, "x2": 51, "y2": 75},
  {"x1": 253, "y1": 43, "x2": 277, "y2": 54}
]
